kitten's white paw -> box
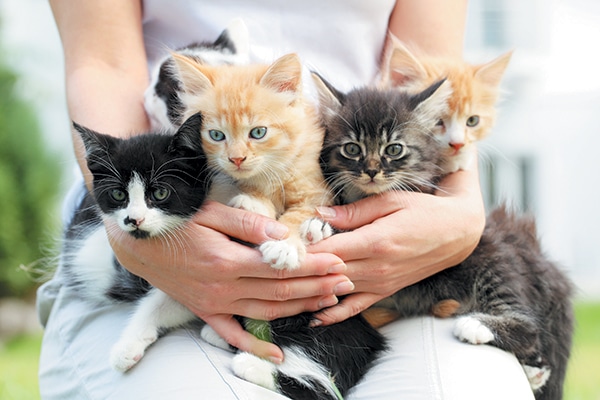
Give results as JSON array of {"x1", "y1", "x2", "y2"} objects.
[
  {"x1": 109, "y1": 333, "x2": 158, "y2": 372},
  {"x1": 259, "y1": 239, "x2": 301, "y2": 270},
  {"x1": 200, "y1": 324, "x2": 233, "y2": 351},
  {"x1": 453, "y1": 316, "x2": 495, "y2": 344},
  {"x1": 228, "y1": 194, "x2": 272, "y2": 217},
  {"x1": 523, "y1": 364, "x2": 551, "y2": 391},
  {"x1": 232, "y1": 352, "x2": 277, "y2": 391},
  {"x1": 300, "y1": 218, "x2": 332, "y2": 244}
]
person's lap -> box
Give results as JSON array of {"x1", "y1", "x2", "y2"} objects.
[{"x1": 37, "y1": 279, "x2": 534, "y2": 400}]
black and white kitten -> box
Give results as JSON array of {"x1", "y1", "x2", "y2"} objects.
[
  {"x1": 144, "y1": 18, "x2": 250, "y2": 131},
  {"x1": 65, "y1": 109, "x2": 384, "y2": 397},
  {"x1": 314, "y1": 73, "x2": 574, "y2": 400},
  {"x1": 63, "y1": 113, "x2": 209, "y2": 371}
]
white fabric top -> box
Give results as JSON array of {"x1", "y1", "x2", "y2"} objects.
[{"x1": 142, "y1": 0, "x2": 396, "y2": 91}]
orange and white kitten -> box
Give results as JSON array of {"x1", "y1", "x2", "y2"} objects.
[
  {"x1": 381, "y1": 35, "x2": 512, "y2": 172},
  {"x1": 172, "y1": 52, "x2": 333, "y2": 270}
]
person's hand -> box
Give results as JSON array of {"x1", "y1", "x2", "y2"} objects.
[
  {"x1": 308, "y1": 166, "x2": 485, "y2": 326},
  {"x1": 108, "y1": 201, "x2": 353, "y2": 363}
]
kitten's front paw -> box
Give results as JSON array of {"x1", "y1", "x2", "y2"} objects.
[
  {"x1": 453, "y1": 316, "x2": 495, "y2": 345},
  {"x1": 259, "y1": 239, "x2": 301, "y2": 270},
  {"x1": 110, "y1": 333, "x2": 158, "y2": 372},
  {"x1": 228, "y1": 194, "x2": 273, "y2": 217},
  {"x1": 200, "y1": 324, "x2": 234, "y2": 352},
  {"x1": 300, "y1": 218, "x2": 333, "y2": 244},
  {"x1": 232, "y1": 352, "x2": 277, "y2": 391},
  {"x1": 523, "y1": 364, "x2": 551, "y2": 391}
]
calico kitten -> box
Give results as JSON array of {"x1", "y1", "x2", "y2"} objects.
[
  {"x1": 63, "y1": 113, "x2": 209, "y2": 372},
  {"x1": 165, "y1": 53, "x2": 387, "y2": 399},
  {"x1": 380, "y1": 35, "x2": 512, "y2": 172},
  {"x1": 144, "y1": 18, "x2": 250, "y2": 131},
  {"x1": 314, "y1": 73, "x2": 574, "y2": 400}
]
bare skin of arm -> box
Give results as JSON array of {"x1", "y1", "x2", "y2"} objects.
[
  {"x1": 309, "y1": 0, "x2": 486, "y2": 325},
  {"x1": 49, "y1": 0, "x2": 352, "y2": 362}
]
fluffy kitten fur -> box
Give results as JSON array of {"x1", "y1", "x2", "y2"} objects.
[
  {"x1": 63, "y1": 114, "x2": 209, "y2": 372},
  {"x1": 314, "y1": 73, "x2": 574, "y2": 400},
  {"x1": 381, "y1": 35, "x2": 512, "y2": 172},
  {"x1": 172, "y1": 52, "x2": 333, "y2": 269},
  {"x1": 144, "y1": 18, "x2": 250, "y2": 131}
]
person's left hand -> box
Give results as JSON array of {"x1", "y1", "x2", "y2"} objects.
[{"x1": 307, "y1": 167, "x2": 485, "y2": 326}]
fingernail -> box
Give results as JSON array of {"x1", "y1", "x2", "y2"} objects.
[
  {"x1": 269, "y1": 356, "x2": 283, "y2": 365},
  {"x1": 318, "y1": 295, "x2": 338, "y2": 309},
  {"x1": 316, "y1": 206, "x2": 336, "y2": 219},
  {"x1": 265, "y1": 222, "x2": 288, "y2": 240},
  {"x1": 309, "y1": 318, "x2": 323, "y2": 328},
  {"x1": 334, "y1": 280, "x2": 355, "y2": 295},
  {"x1": 328, "y1": 263, "x2": 346, "y2": 274}
]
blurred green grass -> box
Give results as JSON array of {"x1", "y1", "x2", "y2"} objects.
[{"x1": 0, "y1": 302, "x2": 598, "y2": 400}]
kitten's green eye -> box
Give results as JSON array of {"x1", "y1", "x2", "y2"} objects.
[
  {"x1": 342, "y1": 143, "x2": 361, "y2": 157},
  {"x1": 385, "y1": 144, "x2": 405, "y2": 157},
  {"x1": 151, "y1": 187, "x2": 170, "y2": 202},
  {"x1": 466, "y1": 116, "x2": 480, "y2": 127},
  {"x1": 110, "y1": 189, "x2": 127, "y2": 202},
  {"x1": 249, "y1": 126, "x2": 267, "y2": 139},
  {"x1": 209, "y1": 130, "x2": 226, "y2": 141}
]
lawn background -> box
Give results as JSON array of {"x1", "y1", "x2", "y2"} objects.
[{"x1": 1, "y1": 302, "x2": 598, "y2": 400}]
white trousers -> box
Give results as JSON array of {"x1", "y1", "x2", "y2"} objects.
[{"x1": 37, "y1": 276, "x2": 535, "y2": 400}]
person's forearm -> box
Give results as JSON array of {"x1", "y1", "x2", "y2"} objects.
[
  {"x1": 388, "y1": 0, "x2": 467, "y2": 59},
  {"x1": 49, "y1": 0, "x2": 149, "y2": 188}
]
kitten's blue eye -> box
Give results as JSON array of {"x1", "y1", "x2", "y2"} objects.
[
  {"x1": 249, "y1": 126, "x2": 267, "y2": 139},
  {"x1": 110, "y1": 189, "x2": 127, "y2": 202},
  {"x1": 466, "y1": 116, "x2": 480, "y2": 127},
  {"x1": 209, "y1": 130, "x2": 226, "y2": 141},
  {"x1": 342, "y1": 143, "x2": 361, "y2": 157},
  {"x1": 151, "y1": 187, "x2": 170, "y2": 202},
  {"x1": 385, "y1": 144, "x2": 405, "y2": 157}
]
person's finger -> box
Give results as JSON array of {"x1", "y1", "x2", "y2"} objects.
[
  {"x1": 310, "y1": 292, "x2": 384, "y2": 326},
  {"x1": 202, "y1": 314, "x2": 284, "y2": 363},
  {"x1": 194, "y1": 201, "x2": 289, "y2": 244}
]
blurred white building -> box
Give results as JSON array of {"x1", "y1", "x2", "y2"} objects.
[
  {"x1": 1, "y1": 0, "x2": 599, "y2": 299},
  {"x1": 465, "y1": 0, "x2": 600, "y2": 299}
]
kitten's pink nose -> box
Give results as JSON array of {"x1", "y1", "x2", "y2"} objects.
[
  {"x1": 124, "y1": 216, "x2": 145, "y2": 227},
  {"x1": 229, "y1": 157, "x2": 246, "y2": 167},
  {"x1": 450, "y1": 143, "x2": 464, "y2": 151}
]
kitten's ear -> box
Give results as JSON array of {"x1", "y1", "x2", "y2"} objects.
[
  {"x1": 311, "y1": 71, "x2": 344, "y2": 110},
  {"x1": 474, "y1": 50, "x2": 513, "y2": 88},
  {"x1": 260, "y1": 53, "x2": 302, "y2": 95},
  {"x1": 171, "y1": 52, "x2": 213, "y2": 95},
  {"x1": 170, "y1": 112, "x2": 204, "y2": 154},
  {"x1": 410, "y1": 79, "x2": 453, "y2": 127},
  {"x1": 72, "y1": 122, "x2": 113, "y2": 157},
  {"x1": 383, "y1": 34, "x2": 428, "y2": 87},
  {"x1": 216, "y1": 18, "x2": 250, "y2": 59}
]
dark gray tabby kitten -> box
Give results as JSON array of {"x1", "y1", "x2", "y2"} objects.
[
  {"x1": 144, "y1": 18, "x2": 249, "y2": 131},
  {"x1": 313, "y1": 73, "x2": 574, "y2": 400},
  {"x1": 62, "y1": 113, "x2": 210, "y2": 372}
]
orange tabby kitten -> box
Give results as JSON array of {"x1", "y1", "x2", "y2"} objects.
[
  {"x1": 172, "y1": 52, "x2": 333, "y2": 270},
  {"x1": 381, "y1": 35, "x2": 512, "y2": 172}
]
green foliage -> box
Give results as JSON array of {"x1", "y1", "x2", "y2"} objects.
[
  {"x1": 0, "y1": 333, "x2": 42, "y2": 400},
  {"x1": 0, "y1": 61, "x2": 61, "y2": 297}
]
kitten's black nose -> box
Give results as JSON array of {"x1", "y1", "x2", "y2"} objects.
[{"x1": 365, "y1": 170, "x2": 378, "y2": 179}]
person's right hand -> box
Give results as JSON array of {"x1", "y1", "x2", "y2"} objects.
[{"x1": 107, "y1": 200, "x2": 352, "y2": 363}]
